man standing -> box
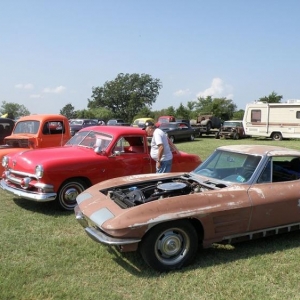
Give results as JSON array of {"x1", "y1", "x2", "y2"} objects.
[{"x1": 143, "y1": 121, "x2": 173, "y2": 173}]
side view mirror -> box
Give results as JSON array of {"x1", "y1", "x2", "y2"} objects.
[
  {"x1": 114, "y1": 150, "x2": 121, "y2": 156},
  {"x1": 108, "y1": 150, "x2": 122, "y2": 157},
  {"x1": 94, "y1": 147, "x2": 103, "y2": 154}
]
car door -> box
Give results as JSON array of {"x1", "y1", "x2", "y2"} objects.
[
  {"x1": 108, "y1": 136, "x2": 154, "y2": 178},
  {"x1": 179, "y1": 123, "x2": 192, "y2": 139},
  {"x1": 172, "y1": 123, "x2": 186, "y2": 140},
  {"x1": 247, "y1": 157, "x2": 300, "y2": 231},
  {"x1": 41, "y1": 120, "x2": 67, "y2": 147}
]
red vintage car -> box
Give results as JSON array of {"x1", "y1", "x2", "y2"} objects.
[{"x1": 1, "y1": 126, "x2": 201, "y2": 210}]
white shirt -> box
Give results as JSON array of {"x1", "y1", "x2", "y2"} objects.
[{"x1": 150, "y1": 128, "x2": 173, "y2": 161}]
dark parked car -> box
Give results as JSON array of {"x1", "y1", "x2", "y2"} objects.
[
  {"x1": 175, "y1": 118, "x2": 190, "y2": 125},
  {"x1": 0, "y1": 118, "x2": 15, "y2": 145},
  {"x1": 160, "y1": 122, "x2": 199, "y2": 143},
  {"x1": 107, "y1": 119, "x2": 130, "y2": 126},
  {"x1": 69, "y1": 119, "x2": 98, "y2": 136}
]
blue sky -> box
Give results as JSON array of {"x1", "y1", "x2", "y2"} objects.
[{"x1": 1, "y1": 0, "x2": 300, "y2": 115}]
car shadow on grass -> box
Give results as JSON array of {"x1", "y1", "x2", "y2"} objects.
[
  {"x1": 104, "y1": 230, "x2": 300, "y2": 275},
  {"x1": 12, "y1": 197, "x2": 72, "y2": 216},
  {"x1": 192, "y1": 231, "x2": 300, "y2": 269}
]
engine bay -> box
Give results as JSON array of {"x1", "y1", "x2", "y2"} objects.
[{"x1": 104, "y1": 175, "x2": 226, "y2": 209}]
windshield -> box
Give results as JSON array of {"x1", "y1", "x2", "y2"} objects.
[
  {"x1": 223, "y1": 122, "x2": 240, "y2": 127},
  {"x1": 159, "y1": 118, "x2": 169, "y2": 123},
  {"x1": 66, "y1": 130, "x2": 113, "y2": 150},
  {"x1": 70, "y1": 120, "x2": 83, "y2": 125},
  {"x1": 160, "y1": 123, "x2": 175, "y2": 129},
  {"x1": 13, "y1": 121, "x2": 40, "y2": 134},
  {"x1": 193, "y1": 149, "x2": 262, "y2": 183}
]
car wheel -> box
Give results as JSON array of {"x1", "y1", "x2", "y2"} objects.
[
  {"x1": 139, "y1": 220, "x2": 198, "y2": 272},
  {"x1": 206, "y1": 122, "x2": 211, "y2": 133},
  {"x1": 272, "y1": 132, "x2": 283, "y2": 141},
  {"x1": 56, "y1": 179, "x2": 88, "y2": 210},
  {"x1": 190, "y1": 134, "x2": 195, "y2": 141},
  {"x1": 233, "y1": 133, "x2": 240, "y2": 140},
  {"x1": 169, "y1": 135, "x2": 175, "y2": 143}
]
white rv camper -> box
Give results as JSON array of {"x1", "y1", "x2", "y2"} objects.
[{"x1": 243, "y1": 101, "x2": 300, "y2": 140}]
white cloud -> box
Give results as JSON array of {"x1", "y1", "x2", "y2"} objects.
[
  {"x1": 174, "y1": 89, "x2": 191, "y2": 97},
  {"x1": 15, "y1": 83, "x2": 34, "y2": 90},
  {"x1": 43, "y1": 85, "x2": 66, "y2": 94},
  {"x1": 197, "y1": 78, "x2": 233, "y2": 99},
  {"x1": 30, "y1": 94, "x2": 43, "y2": 98}
]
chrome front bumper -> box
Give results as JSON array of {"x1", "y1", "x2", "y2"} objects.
[
  {"x1": 0, "y1": 179, "x2": 57, "y2": 202},
  {"x1": 74, "y1": 205, "x2": 141, "y2": 246}
]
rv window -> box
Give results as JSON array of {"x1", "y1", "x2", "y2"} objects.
[
  {"x1": 251, "y1": 110, "x2": 261, "y2": 122},
  {"x1": 296, "y1": 111, "x2": 300, "y2": 119}
]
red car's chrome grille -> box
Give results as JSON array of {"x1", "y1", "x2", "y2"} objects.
[{"x1": 5, "y1": 170, "x2": 38, "y2": 189}]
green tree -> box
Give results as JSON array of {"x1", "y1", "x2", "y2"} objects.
[
  {"x1": 212, "y1": 98, "x2": 237, "y2": 120},
  {"x1": 195, "y1": 96, "x2": 237, "y2": 120},
  {"x1": 70, "y1": 107, "x2": 114, "y2": 122},
  {"x1": 0, "y1": 101, "x2": 30, "y2": 119},
  {"x1": 75, "y1": 109, "x2": 96, "y2": 119},
  {"x1": 132, "y1": 107, "x2": 155, "y2": 122},
  {"x1": 60, "y1": 103, "x2": 77, "y2": 119},
  {"x1": 258, "y1": 91, "x2": 283, "y2": 103},
  {"x1": 232, "y1": 109, "x2": 245, "y2": 120},
  {"x1": 194, "y1": 96, "x2": 213, "y2": 113},
  {"x1": 91, "y1": 107, "x2": 114, "y2": 122},
  {"x1": 88, "y1": 73, "x2": 162, "y2": 122},
  {"x1": 185, "y1": 100, "x2": 198, "y2": 119},
  {"x1": 161, "y1": 106, "x2": 176, "y2": 116},
  {"x1": 176, "y1": 103, "x2": 190, "y2": 119}
]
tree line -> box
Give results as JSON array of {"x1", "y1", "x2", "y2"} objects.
[{"x1": 1, "y1": 73, "x2": 283, "y2": 121}]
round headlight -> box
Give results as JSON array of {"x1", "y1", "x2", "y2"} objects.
[
  {"x1": 35, "y1": 165, "x2": 44, "y2": 179},
  {"x1": 2, "y1": 156, "x2": 9, "y2": 168}
]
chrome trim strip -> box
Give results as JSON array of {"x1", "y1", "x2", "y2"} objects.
[
  {"x1": 85, "y1": 227, "x2": 141, "y2": 245},
  {"x1": 224, "y1": 222, "x2": 300, "y2": 243},
  {"x1": 8, "y1": 169, "x2": 38, "y2": 179},
  {"x1": 5, "y1": 174, "x2": 53, "y2": 189},
  {"x1": 0, "y1": 179, "x2": 57, "y2": 202},
  {"x1": 74, "y1": 205, "x2": 89, "y2": 227}
]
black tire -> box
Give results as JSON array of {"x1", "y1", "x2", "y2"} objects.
[
  {"x1": 169, "y1": 135, "x2": 175, "y2": 143},
  {"x1": 233, "y1": 133, "x2": 240, "y2": 140},
  {"x1": 215, "y1": 132, "x2": 220, "y2": 139},
  {"x1": 139, "y1": 220, "x2": 198, "y2": 272},
  {"x1": 190, "y1": 134, "x2": 195, "y2": 141},
  {"x1": 56, "y1": 179, "x2": 88, "y2": 210},
  {"x1": 206, "y1": 122, "x2": 211, "y2": 133},
  {"x1": 272, "y1": 132, "x2": 283, "y2": 141}
]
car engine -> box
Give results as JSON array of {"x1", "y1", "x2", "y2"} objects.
[{"x1": 106, "y1": 177, "x2": 212, "y2": 209}]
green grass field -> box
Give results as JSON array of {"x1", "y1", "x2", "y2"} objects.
[{"x1": 1, "y1": 136, "x2": 300, "y2": 300}]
